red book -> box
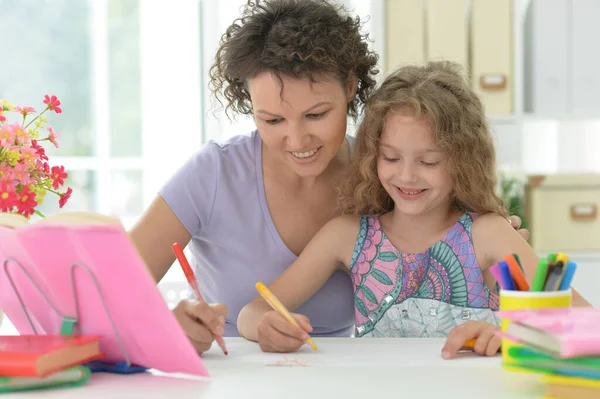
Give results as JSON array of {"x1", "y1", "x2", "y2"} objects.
[{"x1": 0, "y1": 335, "x2": 103, "y2": 377}]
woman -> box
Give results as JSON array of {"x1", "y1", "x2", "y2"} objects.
[{"x1": 130, "y1": 0, "x2": 527, "y2": 354}]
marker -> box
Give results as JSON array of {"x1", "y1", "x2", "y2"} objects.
[
  {"x1": 557, "y1": 261, "x2": 577, "y2": 291},
  {"x1": 512, "y1": 253, "x2": 523, "y2": 271},
  {"x1": 256, "y1": 282, "x2": 318, "y2": 351},
  {"x1": 498, "y1": 261, "x2": 516, "y2": 290},
  {"x1": 489, "y1": 262, "x2": 505, "y2": 289},
  {"x1": 172, "y1": 243, "x2": 228, "y2": 356},
  {"x1": 543, "y1": 261, "x2": 564, "y2": 292},
  {"x1": 530, "y1": 258, "x2": 550, "y2": 292},
  {"x1": 505, "y1": 254, "x2": 529, "y2": 291},
  {"x1": 555, "y1": 253, "x2": 569, "y2": 267}
]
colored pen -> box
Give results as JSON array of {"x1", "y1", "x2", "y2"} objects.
[
  {"x1": 557, "y1": 261, "x2": 577, "y2": 291},
  {"x1": 512, "y1": 253, "x2": 523, "y2": 271},
  {"x1": 498, "y1": 261, "x2": 516, "y2": 290},
  {"x1": 547, "y1": 253, "x2": 557, "y2": 264},
  {"x1": 489, "y1": 262, "x2": 505, "y2": 289},
  {"x1": 530, "y1": 258, "x2": 549, "y2": 292},
  {"x1": 543, "y1": 261, "x2": 564, "y2": 292},
  {"x1": 504, "y1": 254, "x2": 529, "y2": 291},
  {"x1": 172, "y1": 243, "x2": 228, "y2": 356},
  {"x1": 555, "y1": 253, "x2": 569, "y2": 267},
  {"x1": 255, "y1": 282, "x2": 318, "y2": 351}
]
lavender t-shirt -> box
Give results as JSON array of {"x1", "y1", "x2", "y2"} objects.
[{"x1": 159, "y1": 131, "x2": 354, "y2": 337}]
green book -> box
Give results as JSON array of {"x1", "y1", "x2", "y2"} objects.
[
  {"x1": 508, "y1": 347, "x2": 600, "y2": 374},
  {"x1": 0, "y1": 365, "x2": 90, "y2": 393}
]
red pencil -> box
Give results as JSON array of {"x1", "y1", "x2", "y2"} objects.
[{"x1": 172, "y1": 243, "x2": 228, "y2": 355}]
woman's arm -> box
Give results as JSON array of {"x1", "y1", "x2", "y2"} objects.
[
  {"x1": 237, "y1": 214, "x2": 359, "y2": 343},
  {"x1": 129, "y1": 195, "x2": 226, "y2": 354},
  {"x1": 472, "y1": 213, "x2": 592, "y2": 307},
  {"x1": 130, "y1": 195, "x2": 191, "y2": 283}
]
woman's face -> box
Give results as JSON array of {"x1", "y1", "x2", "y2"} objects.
[{"x1": 248, "y1": 72, "x2": 355, "y2": 178}]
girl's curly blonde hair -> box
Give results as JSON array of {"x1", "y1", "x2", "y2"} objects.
[{"x1": 338, "y1": 61, "x2": 506, "y2": 218}]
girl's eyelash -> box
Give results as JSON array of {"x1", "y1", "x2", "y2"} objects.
[
  {"x1": 383, "y1": 156, "x2": 399, "y2": 162},
  {"x1": 265, "y1": 118, "x2": 282, "y2": 125},
  {"x1": 421, "y1": 161, "x2": 440, "y2": 166}
]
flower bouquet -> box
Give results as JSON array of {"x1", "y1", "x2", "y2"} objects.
[{"x1": 0, "y1": 95, "x2": 72, "y2": 218}]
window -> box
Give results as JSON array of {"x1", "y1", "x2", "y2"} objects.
[
  {"x1": 1, "y1": 0, "x2": 203, "y2": 226},
  {"x1": 1, "y1": 0, "x2": 203, "y2": 292}
]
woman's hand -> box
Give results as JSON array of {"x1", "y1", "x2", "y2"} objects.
[
  {"x1": 441, "y1": 321, "x2": 501, "y2": 359},
  {"x1": 507, "y1": 215, "x2": 529, "y2": 242},
  {"x1": 256, "y1": 310, "x2": 313, "y2": 353},
  {"x1": 172, "y1": 299, "x2": 228, "y2": 355}
]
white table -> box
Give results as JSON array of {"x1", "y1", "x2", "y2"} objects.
[{"x1": 6, "y1": 338, "x2": 548, "y2": 399}]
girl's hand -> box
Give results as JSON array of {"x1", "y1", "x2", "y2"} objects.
[
  {"x1": 257, "y1": 310, "x2": 313, "y2": 353},
  {"x1": 441, "y1": 321, "x2": 501, "y2": 359}
]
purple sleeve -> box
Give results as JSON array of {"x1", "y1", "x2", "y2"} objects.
[{"x1": 158, "y1": 143, "x2": 219, "y2": 236}]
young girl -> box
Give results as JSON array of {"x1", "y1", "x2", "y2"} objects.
[{"x1": 237, "y1": 61, "x2": 591, "y2": 357}]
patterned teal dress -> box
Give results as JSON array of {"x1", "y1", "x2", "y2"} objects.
[{"x1": 349, "y1": 213, "x2": 500, "y2": 338}]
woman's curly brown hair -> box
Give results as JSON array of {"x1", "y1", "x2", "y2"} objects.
[
  {"x1": 209, "y1": 0, "x2": 379, "y2": 119},
  {"x1": 339, "y1": 61, "x2": 506, "y2": 218}
]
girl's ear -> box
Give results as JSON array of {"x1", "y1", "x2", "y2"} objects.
[{"x1": 345, "y1": 74, "x2": 359, "y2": 102}]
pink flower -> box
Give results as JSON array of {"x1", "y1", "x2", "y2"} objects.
[
  {"x1": 0, "y1": 164, "x2": 15, "y2": 181},
  {"x1": 16, "y1": 186, "x2": 38, "y2": 217},
  {"x1": 50, "y1": 165, "x2": 68, "y2": 189},
  {"x1": 18, "y1": 146, "x2": 38, "y2": 163},
  {"x1": 0, "y1": 183, "x2": 18, "y2": 212},
  {"x1": 12, "y1": 163, "x2": 32, "y2": 186},
  {"x1": 59, "y1": 187, "x2": 73, "y2": 208},
  {"x1": 14, "y1": 106, "x2": 36, "y2": 116},
  {"x1": 43, "y1": 95, "x2": 62, "y2": 114},
  {"x1": 31, "y1": 140, "x2": 49, "y2": 161},
  {"x1": 46, "y1": 127, "x2": 60, "y2": 148},
  {"x1": 40, "y1": 162, "x2": 50, "y2": 174},
  {"x1": 12, "y1": 124, "x2": 30, "y2": 145},
  {"x1": 0, "y1": 123, "x2": 16, "y2": 146}
]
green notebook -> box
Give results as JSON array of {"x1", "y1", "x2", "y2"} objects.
[{"x1": 0, "y1": 365, "x2": 90, "y2": 393}]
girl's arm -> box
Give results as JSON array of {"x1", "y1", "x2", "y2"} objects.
[
  {"x1": 237, "y1": 214, "x2": 360, "y2": 342},
  {"x1": 472, "y1": 213, "x2": 592, "y2": 307}
]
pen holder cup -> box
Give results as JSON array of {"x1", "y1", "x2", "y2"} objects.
[{"x1": 499, "y1": 289, "x2": 572, "y2": 371}]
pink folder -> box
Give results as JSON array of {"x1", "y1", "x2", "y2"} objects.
[{"x1": 0, "y1": 222, "x2": 209, "y2": 376}]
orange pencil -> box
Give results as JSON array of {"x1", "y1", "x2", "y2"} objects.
[
  {"x1": 504, "y1": 254, "x2": 529, "y2": 291},
  {"x1": 461, "y1": 338, "x2": 500, "y2": 353},
  {"x1": 172, "y1": 243, "x2": 228, "y2": 356},
  {"x1": 462, "y1": 338, "x2": 477, "y2": 349}
]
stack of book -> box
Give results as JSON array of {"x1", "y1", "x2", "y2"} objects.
[
  {"x1": 498, "y1": 307, "x2": 600, "y2": 399},
  {"x1": 0, "y1": 334, "x2": 102, "y2": 393}
]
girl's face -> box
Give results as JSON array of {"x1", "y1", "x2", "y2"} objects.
[
  {"x1": 377, "y1": 111, "x2": 454, "y2": 217},
  {"x1": 248, "y1": 72, "x2": 354, "y2": 178}
]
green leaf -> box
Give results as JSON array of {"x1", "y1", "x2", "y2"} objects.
[
  {"x1": 378, "y1": 251, "x2": 397, "y2": 262},
  {"x1": 34, "y1": 209, "x2": 46, "y2": 218},
  {"x1": 361, "y1": 285, "x2": 378, "y2": 304},
  {"x1": 354, "y1": 296, "x2": 368, "y2": 317},
  {"x1": 371, "y1": 269, "x2": 393, "y2": 285}
]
